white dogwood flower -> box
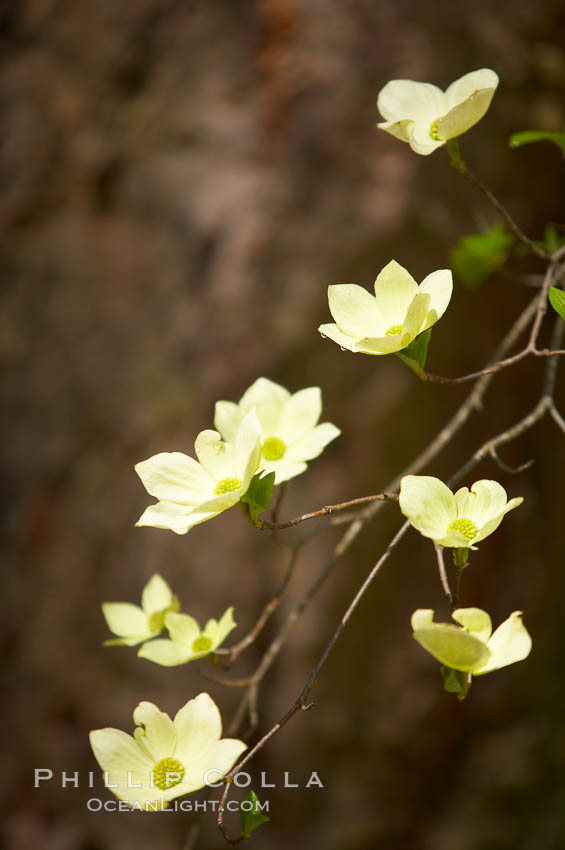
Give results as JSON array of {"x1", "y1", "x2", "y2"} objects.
[
  {"x1": 135, "y1": 410, "x2": 262, "y2": 535},
  {"x1": 318, "y1": 260, "x2": 452, "y2": 355},
  {"x1": 89, "y1": 693, "x2": 246, "y2": 810},
  {"x1": 411, "y1": 608, "x2": 532, "y2": 674},
  {"x1": 399, "y1": 476, "x2": 523, "y2": 549},
  {"x1": 214, "y1": 378, "x2": 340, "y2": 484},
  {"x1": 102, "y1": 574, "x2": 179, "y2": 647},
  {"x1": 377, "y1": 68, "x2": 499, "y2": 155},
  {"x1": 138, "y1": 607, "x2": 237, "y2": 666}
]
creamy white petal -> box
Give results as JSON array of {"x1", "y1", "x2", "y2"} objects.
[
  {"x1": 354, "y1": 333, "x2": 407, "y2": 355},
  {"x1": 452, "y1": 607, "x2": 492, "y2": 643},
  {"x1": 90, "y1": 727, "x2": 153, "y2": 794},
  {"x1": 377, "y1": 79, "x2": 445, "y2": 123},
  {"x1": 213, "y1": 400, "x2": 241, "y2": 443},
  {"x1": 285, "y1": 422, "x2": 341, "y2": 462},
  {"x1": 141, "y1": 574, "x2": 174, "y2": 616},
  {"x1": 135, "y1": 500, "x2": 203, "y2": 535},
  {"x1": 190, "y1": 738, "x2": 247, "y2": 787},
  {"x1": 399, "y1": 475, "x2": 457, "y2": 540},
  {"x1": 203, "y1": 607, "x2": 237, "y2": 649},
  {"x1": 102, "y1": 603, "x2": 150, "y2": 643},
  {"x1": 443, "y1": 69, "x2": 499, "y2": 110},
  {"x1": 259, "y1": 459, "x2": 308, "y2": 484},
  {"x1": 328, "y1": 284, "x2": 385, "y2": 338},
  {"x1": 174, "y1": 693, "x2": 222, "y2": 762},
  {"x1": 438, "y1": 87, "x2": 498, "y2": 140},
  {"x1": 132, "y1": 702, "x2": 177, "y2": 762},
  {"x1": 377, "y1": 118, "x2": 414, "y2": 143},
  {"x1": 195, "y1": 430, "x2": 236, "y2": 481},
  {"x1": 238, "y1": 377, "x2": 290, "y2": 416},
  {"x1": 402, "y1": 291, "x2": 431, "y2": 341},
  {"x1": 373, "y1": 260, "x2": 419, "y2": 324},
  {"x1": 278, "y1": 387, "x2": 322, "y2": 444},
  {"x1": 413, "y1": 622, "x2": 490, "y2": 672},
  {"x1": 436, "y1": 527, "x2": 479, "y2": 549},
  {"x1": 406, "y1": 128, "x2": 446, "y2": 156},
  {"x1": 137, "y1": 639, "x2": 192, "y2": 666},
  {"x1": 164, "y1": 612, "x2": 201, "y2": 646},
  {"x1": 318, "y1": 323, "x2": 360, "y2": 352},
  {"x1": 419, "y1": 269, "x2": 453, "y2": 330},
  {"x1": 234, "y1": 410, "x2": 262, "y2": 488},
  {"x1": 462, "y1": 480, "x2": 510, "y2": 527},
  {"x1": 475, "y1": 612, "x2": 532, "y2": 675},
  {"x1": 135, "y1": 452, "x2": 214, "y2": 504},
  {"x1": 410, "y1": 609, "x2": 435, "y2": 631}
]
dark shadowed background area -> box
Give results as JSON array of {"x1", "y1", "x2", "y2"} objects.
[{"x1": 3, "y1": 1, "x2": 565, "y2": 848}]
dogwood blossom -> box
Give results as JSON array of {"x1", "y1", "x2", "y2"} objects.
[
  {"x1": 399, "y1": 476, "x2": 523, "y2": 549},
  {"x1": 89, "y1": 693, "x2": 246, "y2": 809},
  {"x1": 138, "y1": 607, "x2": 237, "y2": 666},
  {"x1": 102, "y1": 574, "x2": 179, "y2": 647},
  {"x1": 135, "y1": 410, "x2": 262, "y2": 535},
  {"x1": 411, "y1": 608, "x2": 532, "y2": 674},
  {"x1": 214, "y1": 378, "x2": 340, "y2": 484},
  {"x1": 318, "y1": 260, "x2": 452, "y2": 355},
  {"x1": 377, "y1": 68, "x2": 499, "y2": 155}
]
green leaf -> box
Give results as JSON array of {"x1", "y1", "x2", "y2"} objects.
[
  {"x1": 396, "y1": 329, "x2": 431, "y2": 377},
  {"x1": 549, "y1": 287, "x2": 565, "y2": 322},
  {"x1": 440, "y1": 665, "x2": 469, "y2": 700},
  {"x1": 450, "y1": 225, "x2": 515, "y2": 289},
  {"x1": 543, "y1": 225, "x2": 565, "y2": 254},
  {"x1": 239, "y1": 790, "x2": 271, "y2": 837},
  {"x1": 509, "y1": 129, "x2": 565, "y2": 154},
  {"x1": 241, "y1": 472, "x2": 275, "y2": 524}
]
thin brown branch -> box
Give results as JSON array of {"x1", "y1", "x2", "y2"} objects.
[
  {"x1": 447, "y1": 141, "x2": 548, "y2": 260},
  {"x1": 255, "y1": 492, "x2": 398, "y2": 531},
  {"x1": 489, "y1": 444, "x2": 534, "y2": 475},
  {"x1": 434, "y1": 544, "x2": 453, "y2": 608}
]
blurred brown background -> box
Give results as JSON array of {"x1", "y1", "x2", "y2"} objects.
[{"x1": 3, "y1": 0, "x2": 565, "y2": 848}]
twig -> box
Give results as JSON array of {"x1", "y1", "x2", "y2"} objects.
[
  {"x1": 446, "y1": 140, "x2": 548, "y2": 259},
  {"x1": 434, "y1": 544, "x2": 453, "y2": 608},
  {"x1": 255, "y1": 492, "x2": 398, "y2": 531}
]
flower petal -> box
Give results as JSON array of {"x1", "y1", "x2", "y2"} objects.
[
  {"x1": 402, "y1": 291, "x2": 431, "y2": 341},
  {"x1": 259, "y1": 459, "x2": 308, "y2": 484},
  {"x1": 135, "y1": 452, "x2": 214, "y2": 505},
  {"x1": 234, "y1": 410, "x2": 262, "y2": 489},
  {"x1": 411, "y1": 609, "x2": 435, "y2": 631},
  {"x1": 327, "y1": 284, "x2": 385, "y2": 338},
  {"x1": 437, "y1": 85, "x2": 498, "y2": 140},
  {"x1": 452, "y1": 607, "x2": 492, "y2": 642},
  {"x1": 399, "y1": 475, "x2": 457, "y2": 540},
  {"x1": 203, "y1": 607, "x2": 237, "y2": 650},
  {"x1": 196, "y1": 738, "x2": 247, "y2": 787},
  {"x1": 102, "y1": 603, "x2": 150, "y2": 644},
  {"x1": 174, "y1": 693, "x2": 222, "y2": 762},
  {"x1": 443, "y1": 69, "x2": 499, "y2": 110},
  {"x1": 419, "y1": 269, "x2": 453, "y2": 330},
  {"x1": 284, "y1": 422, "x2": 341, "y2": 462},
  {"x1": 164, "y1": 612, "x2": 202, "y2": 646},
  {"x1": 413, "y1": 622, "x2": 490, "y2": 672},
  {"x1": 318, "y1": 323, "x2": 360, "y2": 352},
  {"x1": 354, "y1": 333, "x2": 407, "y2": 355},
  {"x1": 377, "y1": 118, "x2": 415, "y2": 143},
  {"x1": 135, "y1": 500, "x2": 204, "y2": 535},
  {"x1": 239, "y1": 378, "x2": 290, "y2": 420},
  {"x1": 475, "y1": 611, "x2": 532, "y2": 675},
  {"x1": 132, "y1": 701, "x2": 177, "y2": 762},
  {"x1": 373, "y1": 260, "x2": 419, "y2": 325},
  {"x1": 377, "y1": 79, "x2": 445, "y2": 123},
  {"x1": 89, "y1": 727, "x2": 153, "y2": 798},
  {"x1": 195, "y1": 430, "x2": 236, "y2": 481},
  {"x1": 141, "y1": 574, "x2": 174, "y2": 616},
  {"x1": 279, "y1": 387, "x2": 322, "y2": 444},
  {"x1": 213, "y1": 401, "x2": 240, "y2": 443},
  {"x1": 137, "y1": 639, "x2": 192, "y2": 667},
  {"x1": 462, "y1": 480, "x2": 510, "y2": 527}
]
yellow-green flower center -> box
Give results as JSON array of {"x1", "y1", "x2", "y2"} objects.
[
  {"x1": 152, "y1": 757, "x2": 185, "y2": 790},
  {"x1": 262, "y1": 437, "x2": 286, "y2": 461},
  {"x1": 385, "y1": 324, "x2": 403, "y2": 337},
  {"x1": 447, "y1": 517, "x2": 478, "y2": 542},
  {"x1": 192, "y1": 635, "x2": 213, "y2": 653},
  {"x1": 214, "y1": 477, "x2": 242, "y2": 495},
  {"x1": 430, "y1": 119, "x2": 441, "y2": 140}
]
